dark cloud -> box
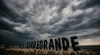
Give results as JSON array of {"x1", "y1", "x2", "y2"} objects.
[
  {"x1": 83, "y1": 0, "x2": 100, "y2": 9},
  {"x1": 0, "y1": 30, "x2": 26, "y2": 46},
  {"x1": 0, "y1": 0, "x2": 100, "y2": 45},
  {"x1": 0, "y1": 0, "x2": 11, "y2": 17}
]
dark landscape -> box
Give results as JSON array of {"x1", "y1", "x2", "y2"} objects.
[{"x1": 0, "y1": 45, "x2": 100, "y2": 55}]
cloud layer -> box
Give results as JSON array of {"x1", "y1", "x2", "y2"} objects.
[{"x1": 0, "y1": 0, "x2": 100, "y2": 45}]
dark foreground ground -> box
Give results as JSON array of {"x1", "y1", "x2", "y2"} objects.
[{"x1": 0, "y1": 47, "x2": 100, "y2": 55}]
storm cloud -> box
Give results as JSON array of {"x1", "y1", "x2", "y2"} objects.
[{"x1": 0, "y1": 0, "x2": 100, "y2": 46}]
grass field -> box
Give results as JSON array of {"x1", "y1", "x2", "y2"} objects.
[{"x1": 0, "y1": 47, "x2": 100, "y2": 55}]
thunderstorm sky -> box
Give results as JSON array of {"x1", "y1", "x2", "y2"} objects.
[{"x1": 0, "y1": 0, "x2": 100, "y2": 46}]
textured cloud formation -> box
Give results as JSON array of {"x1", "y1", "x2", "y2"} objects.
[{"x1": 0, "y1": 0, "x2": 100, "y2": 45}]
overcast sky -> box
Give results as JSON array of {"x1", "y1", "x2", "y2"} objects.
[{"x1": 0, "y1": 0, "x2": 100, "y2": 46}]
